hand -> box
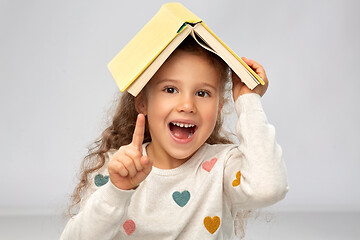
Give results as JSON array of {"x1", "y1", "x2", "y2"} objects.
[
  {"x1": 232, "y1": 57, "x2": 269, "y2": 101},
  {"x1": 108, "y1": 114, "x2": 152, "y2": 190}
]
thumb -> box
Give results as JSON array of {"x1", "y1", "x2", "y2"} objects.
[{"x1": 141, "y1": 155, "x2": 152, "y2": 176}]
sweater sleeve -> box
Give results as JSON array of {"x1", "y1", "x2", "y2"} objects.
[
  {"x1": 223, "y1": 93, "x2": 289, "y2": 210},
  {"x1": 60, "y1": 155, "x2": 135, "y2": 240}
]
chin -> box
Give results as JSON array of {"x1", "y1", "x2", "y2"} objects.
[{"x1": 168, "y1": 145, "x2": 200, "y2": 161}]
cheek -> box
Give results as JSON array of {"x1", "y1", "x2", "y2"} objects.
[
  {"x1": 202, "y1": 102, "x2": 220, "y2": 127},
  {"x1": 146, "y1": 97, "x2": 172, "y2": 121}
]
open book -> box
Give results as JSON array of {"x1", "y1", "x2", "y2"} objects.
[{"x1": 108, "y1": 3, "x2": 264, "y2": 97}]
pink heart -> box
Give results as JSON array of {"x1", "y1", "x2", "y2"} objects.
[
  {"x1": 123, "y1": 219, "x2": 136, "y2": 235},
  {"x1": 202, "y1": 158, "x2": 217, "y2": 172}
]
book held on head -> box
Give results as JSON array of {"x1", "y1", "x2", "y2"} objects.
[{"x1": 108, "y1": 2, "x2": 264, "y2": 97}]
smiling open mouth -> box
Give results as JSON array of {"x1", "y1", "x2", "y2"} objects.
[{"x1": 169, "y1": 122, "x2": 197, "y2": 139}]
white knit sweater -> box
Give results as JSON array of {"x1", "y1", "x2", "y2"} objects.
[{"x1": 60, "y1": 93, "x2": 289, "y2": 240}]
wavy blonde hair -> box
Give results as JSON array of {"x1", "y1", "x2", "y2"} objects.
[{"x1": 68, "y1": 36, "x2": 252, "y2": 238}]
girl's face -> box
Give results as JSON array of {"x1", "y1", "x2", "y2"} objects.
[{"x1": 139, "y1": 50, "x2": 222, "y2": 167}]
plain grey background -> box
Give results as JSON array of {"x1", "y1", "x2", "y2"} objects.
[{"x1": 1, "y1": 0, "x2": 359, "y2": 239}]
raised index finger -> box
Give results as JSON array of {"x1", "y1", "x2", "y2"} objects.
[{"x1": 131, "y1": 114, "x2": 146, "y2": 151}]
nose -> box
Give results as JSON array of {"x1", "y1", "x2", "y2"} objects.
[{"x1": 176, "y1": 93, "x2": 197, "y2": 113}]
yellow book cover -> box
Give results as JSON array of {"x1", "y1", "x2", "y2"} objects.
[{"x1": 108, "y1": 3, "x2": 201, "y2": 92}]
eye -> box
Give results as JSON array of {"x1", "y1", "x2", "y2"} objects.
[
  {"x1": 164, "y1": 87, "x2": 178, "y2": 94},
  {"x1": 196, "y1": 90, "x2": 210, "y2": 98}
]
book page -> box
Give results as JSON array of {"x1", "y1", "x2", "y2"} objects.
[
  {"x1": 190, "y1": 26, "x2": 218, "y2": 55},
  {"x1": 193, "y1": 23, "x2": 259, "y2": 89}
]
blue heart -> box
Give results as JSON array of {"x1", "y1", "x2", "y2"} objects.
[
  {"x1": 94, "y1": 174, "x2": 109, "y2": 187},
  {"x1": 172, "y1": 190, "x2": 190, "y2": 207}
]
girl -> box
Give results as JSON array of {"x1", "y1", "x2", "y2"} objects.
[{"x1": 61, "y1": 37, "x2": 288, "y2": 239}]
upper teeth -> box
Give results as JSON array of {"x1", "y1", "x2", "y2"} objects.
[{"x1": 172, "y1": 122, "x2": 195, "y2": 128}]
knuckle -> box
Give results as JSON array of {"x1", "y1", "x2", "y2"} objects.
[
  {"x1": 129, "y1": 146, "x2": 142, "y2": 159},
  {"x1": 119, "y1": 145, "x2": 130, "y2": 153},
  {"x1": 136, "y1": 163, "x2": 144, "y2": 172},
  {"x1": 127, "y1": 167, "x2": 136, "y2": 177},
  {"x1": 118, "y1": 146, "x2": 126, "y2": 152},
  {"x1": 133, "y1": 151, "x2": 142, "y2": 160},
  {"x1": 122, "y1": 157, "x2": 133, "y2": 167},
  {"x1": 114, "y1": 147, "x2": 125, "y2": 159},
  {"x1": 110, "y1": 152, "x2": 118, "y2": 161},
  {"x1": 129, "y1": 171, "x2": 137, "y2": 178},
  {"x1": 108, "y1": 161, "x2": 115, "y2": 170}
]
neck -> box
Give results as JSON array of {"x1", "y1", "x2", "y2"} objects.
[{"x1": 146, "y1": 142, "x2": 190, "y2": 169}]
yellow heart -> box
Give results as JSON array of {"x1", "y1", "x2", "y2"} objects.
[
  {"x1": 232, "y1": 171, "x2": 241, "y2": 187},
  {"x1": 203, "y1": 216, "x2": 220, "y2": 234}
]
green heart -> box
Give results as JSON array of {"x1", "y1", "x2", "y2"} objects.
[
  {"x1": 94, "y1": 174, "x2": 109, "y2": 187},
  {"x1": 172, "y1": 190, "x2": 190, "y2": 207}
]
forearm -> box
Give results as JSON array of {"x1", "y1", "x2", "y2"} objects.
[
  {"x1": 60, "y1": 181, "x2": 134, "y2": 240},
  {"x1": 225, "y1": 93, "x2": 289, "y2": 209}
]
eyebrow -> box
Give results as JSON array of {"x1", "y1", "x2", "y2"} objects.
[
  {"x1": 200, "y1": 82, "x2": 217, "y2": 91},
  {"x1": 155, "y1": 78, "x2": 218, "y2": 91},
  {"x1": 154, "y1": 78, "x2": 178, "y2": 86}
]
